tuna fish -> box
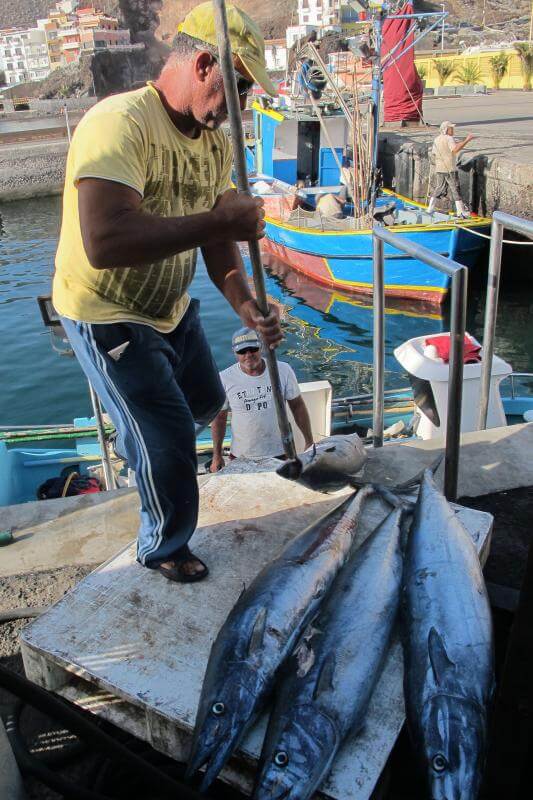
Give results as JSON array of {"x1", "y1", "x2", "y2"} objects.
[
  {"x1": 253, "y1": 504, "x2": 406, "y2": 800},
  {"x1": 402, "y1": 470, "x2": 494, "y2": 800},
  {"x1": 186, "y1": 485, "x2": 374, "y2": 791},
  {"x1": 276, "y1": 433, "x2": 367, "y2": 493}
]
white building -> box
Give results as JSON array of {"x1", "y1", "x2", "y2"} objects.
[
  {"x1": 23, "y1": 29, "x2": 51, "y2": 81},
  {"x1": 286, "y1": 24, "x2": 316, "y2": 49},
  {"x1": 297, "y1": 0, "x2": 342, "y2": 27},
  {"x1": 265, "y1": 38, "x2": 287, "y2": 71},
  {"x1": 0, "y1": 28, "x2": 51, "y2": 85}
]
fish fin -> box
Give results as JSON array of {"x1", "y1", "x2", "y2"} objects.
[
  {"x1": 428, "y1": 627, "x2": 456, "y2": 686},
  {"x1": 313, "y1": 654, "x2": 336, "y2": 699},
  {"x1": 248, "y1": 607, "x2": 267, "y2": 655}
]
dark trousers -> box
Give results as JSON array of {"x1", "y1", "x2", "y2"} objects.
[
  {"x1": 433, "y1": 171, "x2": 461, "y2": 202},
  {"x1": 61, "y1": 300, "x2": 225, "y2": 567}
]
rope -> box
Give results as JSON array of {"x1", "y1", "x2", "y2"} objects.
[
  {"x1": 61, "y1": 470, "x2": 79, "y2": 498},
  {"x1": 455, "y1": 224, "x2": 533, "y2": 244}
]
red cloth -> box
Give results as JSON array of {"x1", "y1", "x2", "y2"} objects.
[
  {"x1": 381, "y1": 3, "x2": 423, "y2": 123},
  {"x1": 425, "y1": 334, "x2": 482, "y2": 364}
]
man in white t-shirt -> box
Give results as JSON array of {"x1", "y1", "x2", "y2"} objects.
[
  {"x1": 210, "y1": 327, "x2": 313, "y2": 471},
  {"x1": 427, "y1": 120, "x2": 474, "y2": 218}
]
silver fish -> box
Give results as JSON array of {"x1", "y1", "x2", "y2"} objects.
[
  {"x1": 186, "y1": 485, "x2": 373, "y2": 791},
  {"x1": 253, "y1": 505, "x2": 405, "y2": 800},
  {"x1": 402, "y1": 470, "x2": 494, "y2": 800},
  {"x1": 276, "y1": 433, "x2": 367, "y2": 493}
]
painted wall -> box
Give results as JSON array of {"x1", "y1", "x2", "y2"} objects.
[{"x1": 415, "y1": 49, "x2": 529, "y2": 90}]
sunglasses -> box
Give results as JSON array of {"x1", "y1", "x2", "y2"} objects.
[
  {"x1": 206, "y1": 49, "x2": 254, "y2": 96},
  {"x1": 237, "y1": 347, "x2": 260, "y2": 355}
]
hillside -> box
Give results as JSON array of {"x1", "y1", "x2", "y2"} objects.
[
  {"x1": 155, "y1": 0, "x2": 297, "y2": 42},
  {"x1": 1, "y1": 1, "x2": 530, "y2": 49}
]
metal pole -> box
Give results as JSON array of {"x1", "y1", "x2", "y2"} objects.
[
  {"x1": 63, "y1": 103, "x2": 71, "y2": 143},
  {"x1": 530, "y1": 0, "x2": 533, "y2": 43},
  {"x1": 212, "y1": 0, "x2": 297, "y2": 459},
  {"x1": 441, "y1": 4, "x2": 446, "y2": 50},
  {"x1": 372, "y1": 232, "x2": 385, "y2": 448},
  {"x1": 444, "y1": 266, "x2": 467, "y2": 501},
  {"x1": 370, "y1": 7, "x2": 384, "y2": 214},
  {"x1": 478, "y1": 216, "x2": 503, "y2": 431},
  {"x1": 88, "y1": 384, "x2": 116, "y2": 491}
]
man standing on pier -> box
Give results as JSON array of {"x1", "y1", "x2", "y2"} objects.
[
  {"x1": 52, "y1": 3, "x2": 281, "y2": 583},
  {"x1": 427, "y1": 120, "x2": 474, "y2": 218}
]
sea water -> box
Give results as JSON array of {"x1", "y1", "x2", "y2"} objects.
[{"x1": 0, "y1": 195, "x2": 531, "y2": 426}]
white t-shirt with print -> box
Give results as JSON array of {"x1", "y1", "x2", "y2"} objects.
[{"x1": 220, "y1": 360, "x2": 301, "y2": 458}]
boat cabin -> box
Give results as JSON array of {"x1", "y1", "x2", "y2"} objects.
[{"x1": 251, "y1": 101, "x2": 350, "y2": 187}]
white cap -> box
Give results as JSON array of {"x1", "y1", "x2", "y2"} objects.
[{"x1": 440, "y1": 120, "x2": 455, "y2": 134}]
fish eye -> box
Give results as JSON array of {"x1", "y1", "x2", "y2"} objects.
[
  {"x1": 211, "y1": 701, "x2": 225, "y2": 716},
  {"x1": 274, "y1": 751, "x2": 289, "y2": 767},
  {"x1": 432, "y1": 754, "x2": 448, "y2": 773}
]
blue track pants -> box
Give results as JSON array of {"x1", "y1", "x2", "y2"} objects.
[{"x1": 61, "y1": 300, "x2": 225, "y2": 567}]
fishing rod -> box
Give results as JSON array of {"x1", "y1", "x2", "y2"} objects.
[{"x1": 212, "y1": 0, "x2": 297, "y2": 459}]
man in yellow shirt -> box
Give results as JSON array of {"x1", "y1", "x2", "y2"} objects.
[{"x1": 53, "y1": 3, "x2": 281, "y2": 583}]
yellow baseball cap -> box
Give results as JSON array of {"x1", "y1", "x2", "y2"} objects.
[{"x1": 178, "y1": 2, "x2": 278, "y2": 97}]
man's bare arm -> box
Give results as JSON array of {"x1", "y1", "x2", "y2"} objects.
[
  {"x1": 452, "y1": 134, "x2": 474, "y2": 155},
  {"x1": 78, "y1": 179, "x2": 265, "y2": 269},
  {"x1": 210, "y1": 409, "x2": 229, "y2": 472},
  {"x1": 288, "y1": 395, "x2": 314, "y2": 450}
]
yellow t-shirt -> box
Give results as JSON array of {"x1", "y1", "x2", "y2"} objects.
[{"x1": 53, "y1": 83, "x2": 232, "y2": 333}]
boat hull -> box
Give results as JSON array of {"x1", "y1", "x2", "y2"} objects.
[{"x1": 263, "y1": 215, "x2": 488, "y2": 305}]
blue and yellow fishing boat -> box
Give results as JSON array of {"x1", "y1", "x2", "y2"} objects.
[{"x1": 249, "y1": 102, "x2": 491, "y2": 305}]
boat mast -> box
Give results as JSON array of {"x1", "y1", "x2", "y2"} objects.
[{"x1": 369, "y1": 0, "x2": 386, "y2": 214}]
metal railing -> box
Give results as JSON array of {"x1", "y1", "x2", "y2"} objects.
[
  {"x1": 478, "y1": 211, "x2": 533, "y2": 430},
  {"x1": 372, "y1": 225, "x2": 468, "y2": 501}
]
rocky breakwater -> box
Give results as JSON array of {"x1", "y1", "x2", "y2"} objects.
[{"x1": 0, "y1": 139, "x2": 68, "y2": 202}]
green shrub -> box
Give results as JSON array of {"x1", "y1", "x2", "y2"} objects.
[
  {"x1": 515, "y1": 42, "x2": 533, "y2": 91},
  {"x1": 489, "y1": 52, "x2": 510, "y2": 89},
  {"x1": 433, "y1": 59, "x2": 455, "y2": 86},
  {"x1": 454, "y1": 62, "x2": 482, "y2": 85},
  {"x1": 417, "y1": 64, "x2": 427, "y2": 81}
]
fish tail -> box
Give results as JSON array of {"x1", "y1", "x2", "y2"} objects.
[{"x1": 392, "y1": 452, "x2": 444, "y2": 493}]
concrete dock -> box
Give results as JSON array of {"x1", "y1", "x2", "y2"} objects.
[
  {"x1": 1, "y1": 423, "x2": 532, "y2": 798},
  {"x1": 380, "y1": 91, "x2": 533, "y2": 217}
]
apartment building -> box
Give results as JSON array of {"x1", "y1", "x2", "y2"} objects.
[
  {"x1": 0, "y1": 27, "x2": 50, "y2": 85},
  {"x1": 265, "y1": 38, "x2": 288, "y2": 71},
  {"x1": 36, "y1": 4, "x2": 132, "y2": 70},
  {"x1": 78, "y1": 8, "x2": 131, "y2": 53}
]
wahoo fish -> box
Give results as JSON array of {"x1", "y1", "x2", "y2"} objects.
[
  {"x1": 402, "y1": 470, "x2": 494, "y2": 800},
  {"x1": 253, "y1": 505, "x2": 405, "y2": 800},
  {"x1": 276, "y1": 433, "x2": 367, "y2": 493},
  {"x1": 187, "y1": 485, "x2": 374, "y2": 790}
]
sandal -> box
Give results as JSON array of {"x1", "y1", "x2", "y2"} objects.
[{"x1": 156, "y1": 547, "x2": 209, "y2": 584}]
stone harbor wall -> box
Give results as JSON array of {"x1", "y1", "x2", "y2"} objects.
[
  {"x1": 1, "y1": 130, "x2": 532, "y2": 221},
  {"x1": 379, "y1": 132, "x2": 533, "y2": 220}
]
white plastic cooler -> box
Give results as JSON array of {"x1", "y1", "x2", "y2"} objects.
[{"x1": 394, "y1": 333, "x2": 512, "y2": 439}]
